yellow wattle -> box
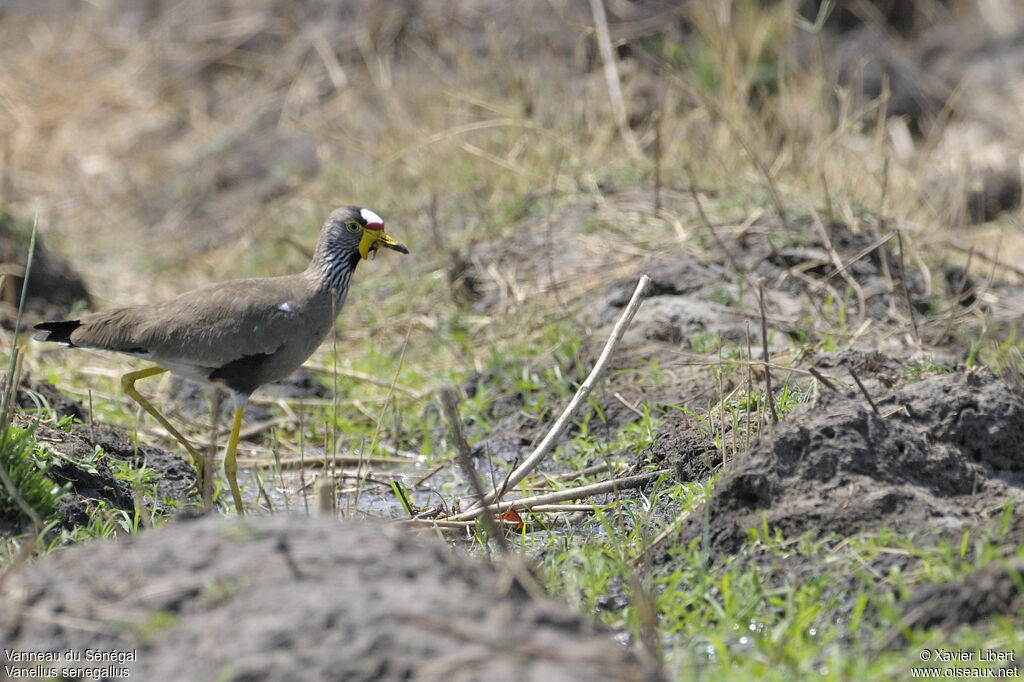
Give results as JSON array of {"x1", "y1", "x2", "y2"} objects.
[{"x1": 358, "y1": 230, "x2": 378, "y2": 259}]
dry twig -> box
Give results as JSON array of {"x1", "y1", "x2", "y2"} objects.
[
  {"x1": 439, "y1": 386, "x2": 507, "y2": 552},
  {"x1": 758, "y1": 283, "x2": 779, "y2": 424},
  {"x1": 812, "y1": 209, "x2": 866, "y2": 323},
  {"x1": 445, "y1": 469, "x2": 669, "y2": 522},
  {"x1": 466, "y1": 274, "x2": 650, "y2": 511},
  {"x1": 807, "y1": 367, "x2": 841, "y2": 393},
  {"x1": 895, "y1": 230, "x2": 921, "y2": 346},
  {"x1": 848, "y1": 367, "x2": 880, "y2": 415}
]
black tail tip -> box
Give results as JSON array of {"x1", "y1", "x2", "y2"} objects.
[{"x1": 33, "y1": 320, "x2": 81, "y2": 344}]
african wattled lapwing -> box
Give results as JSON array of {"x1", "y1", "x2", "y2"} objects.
[{"x1": 35, "y1": 206, "x2": 408, "y2": 514}]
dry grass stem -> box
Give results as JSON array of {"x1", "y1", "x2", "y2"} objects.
[
  {"x1": 873, "y1": 158, "x2": 898, "y2": 315},
  {"x1": 847, "y1": 367, "x2": 880, "y2": 416},
  {"x1": 745, "y1": 321, "x2": 754, "y2": 456},
  {"x1": 824, "y1": 230, "x2": 896, "y2": 283},
  {"x1": 895, "y1": 230, "x2": 921, "y2": 346},
  {"x1": 239, "y1": 453, "x2": 409, "y2": 468},
  {"x1": 439, "y1": 385, "x2": 508, "y2": 553},
  {"x1": 758, "y1": 282, "x2": 779, "y2": 424},
  {"x1": 587, "y1": 0, "x2": 642, "y2": 160},
  {"x1": 812, "y1": 209, "x2": 866, "y2": 323},
  {"x1": 547, "y1": 461, "x2": 617, "y2": 480},
  {"x1": 633, "y1": 505, "x2": 696, "y2": 566},
  {"x1": 807, "y1": 367, "x2": 841, "y2": 393},
  {"x1": 685, "y1": 161, "x2": 744, "y2": 276},
  {"x1": 653, "y1": 108, "x2": 663, "y2": 212},
  {"x1": 303, "y1": 363, "x2": 425, "y2": 399}
]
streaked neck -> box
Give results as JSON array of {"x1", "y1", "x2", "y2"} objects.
[{"x1": 307, "y1": 248, "x2": 360, "y2": 304}]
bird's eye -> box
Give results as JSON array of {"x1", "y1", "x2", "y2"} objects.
[{"x1": 345, "y1": 220, "x2": 361, "y2": 233}]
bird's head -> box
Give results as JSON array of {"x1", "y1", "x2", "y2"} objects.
[{"x1": 318, "y1": 206, "x2": 409, "y2": 265}]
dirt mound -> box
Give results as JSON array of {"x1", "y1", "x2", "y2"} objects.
[
  {"x1": 33, "y1": 419, "x2": 196, "y2": 528},
  {"x1": 11, "y1": 374, "x2": 88, "y2": 423},
  {"x1": 676, "y1": 367, "x2": 1024, "y2": 555},
  {"x1": 0, "y1": 374, "x2": 196, "y2": 534},
  {"x1": 0, "y1": 515, "x2": 646, "y2": 682},
  {"x1": 902, "y1": 558, "x2": 1024, "y2": 632},
  {"x1": 645, "y1": 424, "x2": 722, "y2": 484}
]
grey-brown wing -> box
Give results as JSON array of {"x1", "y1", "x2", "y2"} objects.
[{"x1": 71, "y1": 276, "x2": 323, "y2": 370}]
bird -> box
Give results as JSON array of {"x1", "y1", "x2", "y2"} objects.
[{"x1": 34, "y1": 206, "x2": 409, "y2": 514}]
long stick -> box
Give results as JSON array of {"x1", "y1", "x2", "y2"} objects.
[
  {"x1": 445, "y1": 469, "x2": 669, "y2": 522},
  {"x1": 468, "y1": 274, "x2": 651, "y2": 511}
]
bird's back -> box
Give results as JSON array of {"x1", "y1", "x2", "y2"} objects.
[{"x1": 40, "y1": 272, "x2": 337, "y2": 393}]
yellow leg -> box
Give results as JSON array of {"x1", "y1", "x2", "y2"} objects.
[
  {"x1": 121, "y1": 367, "x2": 208, "y2": 489},
  {"x1": 223, "y1": 406, "x2": 245, "y2": 515}
]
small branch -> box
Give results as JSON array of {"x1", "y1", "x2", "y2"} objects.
[
  {"x1": 758, "y1": 283, "x2": 779, "y2": 424},
  {"x1": 444, "y1": 470, "x2": 669, "y2": 522},
  {"x1": 588, "y1": 0, "x2": 643, "y2": 160},
  {"x1": 807, "y1": 367, "x2": 841, "y2": 394},
  {"x1": 847, "y1": 367, "x2": 880, "y2": 415},
  {"x1": 400, "y1": 505, "x2": 603, "y2": 531},
  {"x1": 895, "y1": 230, "x2": 921, "y2": 346},
  {"x1": 653, "y1": 107, "x2": 663, "y2": 212},
  {"x1": 613, "y1": 392, "x2": 644, "y2": 418},
  {"x1": 468, "y1": 274, "x2": 651, "y2": 510},
  {"x1": 439, "y1": 386, "x2": 507, "y2": 553}
]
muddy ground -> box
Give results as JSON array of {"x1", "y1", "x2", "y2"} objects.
[
  {"x1": 467, "y1": 196, "x2": 1024, "y2": 638},
  {"x1": 0, "y1": 516, "x2": 648, "y2": 682},
  {"x1": 670, "y1": 365, "x2": 1024, "y2": 555}
]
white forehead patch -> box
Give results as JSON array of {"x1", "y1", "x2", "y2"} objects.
[{"x1": 360, "y1": 208, "x2": 384, "y2": 227}]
